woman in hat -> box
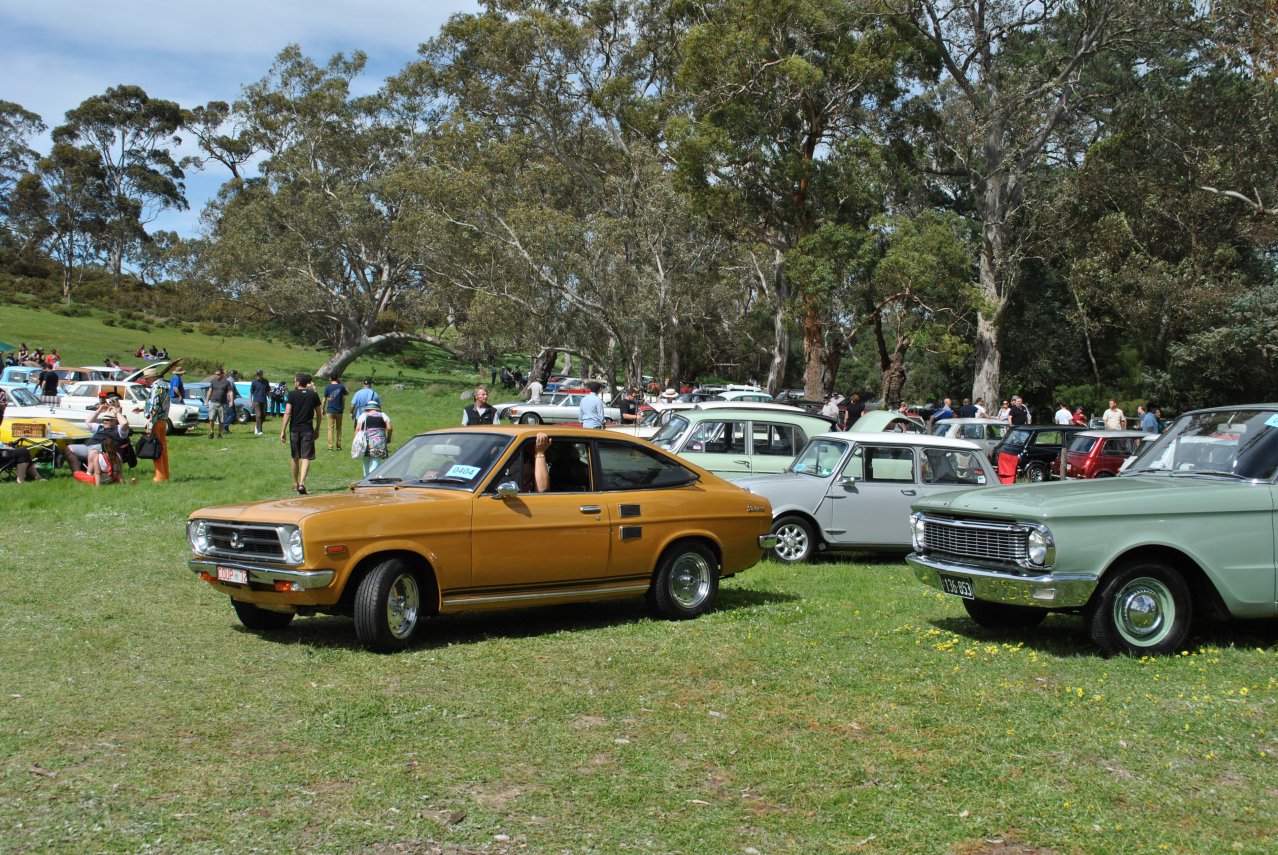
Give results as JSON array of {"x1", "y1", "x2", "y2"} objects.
[
  {"x1": 142, "y1": 358, "x2": 180, "y2": 482},
  {"x1": 353, "y1": 401, "x2": 393, "y2": 477}
]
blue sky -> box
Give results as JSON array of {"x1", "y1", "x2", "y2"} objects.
[{"x1": 1, "y1": 0, "x2": 480, "y2": 236}]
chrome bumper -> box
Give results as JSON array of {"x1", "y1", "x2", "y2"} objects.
[
  {"x1": 907, "y1": 552, "x2": 1097, "y2": 608},
  {"x1": 189, "y1": 558, "x2": 334, "y2": 590},
  {"x1": 759, "y1": 534, "x2": 778, "y2": 550}
]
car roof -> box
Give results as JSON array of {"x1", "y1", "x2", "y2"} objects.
[
  {"x1": 936, "y1": 417, "x2": 1006, "y2": 426},
  {"x1": 812, "y1": 430, "x2": 983, "y2": 452},
  {"x1": 672, "y1": 406, "x2": 835, "y2": 426},
  {"x1": 1007, "y1": 423, "x2": 1085, "y2": 431},
  {"x1": 849, "y1": 410, "x2": 925, "y2": 431},
  {"x1": 1075, "y1": 429, "x2": 1149, "y2": 439}
]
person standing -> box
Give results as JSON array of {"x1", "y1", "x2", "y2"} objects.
[
  {"x1": 145, "y1": 372, "x2": 171, "y2": 483},
  {"x1": 323, "y1": 374, "x2": 349, "y2": 451},
  {"x1": 997, "y1": 400, "x2": 1011, "y2": 422},
  {"x1": 354, "y1": 402, "x2": 393, "y2": 477},
  {"x1": 1102, "y1": 399, "x2": 1125, "y2": 431},
  {"x1": 205, "y1": 368, "x2": 235, "y2": 439},
  {"x1": 349, "y1": 378, "x2": 379, "y2": 421},
  {"x1": 973, "y1": 397, "x2": 988, "y2": 418},
  {"x1": 929, "y1": 397, "x2": 954, "y2": 425},
  {"x1": 1009, "y1": 396, "x2": 1031, "y2": 426},
  {"x1": 38, "y1": 363, "x2": 61, "y2": 405},
  {"x1": 957, "y1": 398, "x2": 978, "y2": 418},
  {"x1": 579, "y1": 381, "x2": 605, "y2": 429},
  {"x1": 1139, "y1": 405, "x2": 1159, "y2": 433},
  {"x1": 618, "y1": 388, "x2": 640, "y2": 424},
  {"x1": 280, "y1": 372, "x2": 322, "y2": 494},
  {"x1": 462, "y1": 386, "x2": 500, "y2": 425},
  {"x1": 1071, "y1": 406, "x2": 1088, "y2": 426},
  {"x1": 250, "y1": 370, "x2": 270, "y2": 435},
  {"x1": 842, "y1": 394, "x2": 865, "y2": 430},
  {"x1": 525, "y1": 375, "x2": 543, "y2": 402},
  {"x1": 1054, "y1": 402, "x2": 1073, "y2": 425}
]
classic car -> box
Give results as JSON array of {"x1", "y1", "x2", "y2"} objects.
[
  {"x1": 59, "y1": 381, "x2": 201, "y2": 433},
  {"x1": 733, "y1": 432, "x2": 997, "y2": 563},
  {"x1": 907, "y1": 403, "x2": 1278, "y2": 655},
  {"x1": 187, "y1": 426, "x2": 776, "y2": 650},
  {"x1": 500, "y1": 392, "x2": 621, "y2": 425},
  {"x1": 1053, "y1": 429, "x2": 1146, "y2": 479},
  {"x1": 990, "y1": 424, "x2": 1087, "y2": 483},
  {"x1": 606, "y1": 400, "x2": 806, "y2": 440},
  {"x1": 929, "y1": 417, "x2": 1010, "y2": 458},
  {"x1": 649, "y1": 406, "x2": 835, "y2": 477}
]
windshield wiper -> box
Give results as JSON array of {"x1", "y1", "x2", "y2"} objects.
[
  {"x1": 1171, "y1": 469, "x2": 1247, "y2": 480},
  {"x1": 408, "y1": 475, "x2": 471, "y2": 485},
  {"x1": 362, "y1": 476, "x2": 402, "y2": 484}
]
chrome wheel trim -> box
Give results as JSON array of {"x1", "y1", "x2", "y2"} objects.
[
  {"x1": 669, "y1": 552, "x2": 712, "y2": 609},
  {"x1": 1113, "y1": 577, "x2": 1173, "y2": 646},
  {"x1": 1026, "y1": 464, "x2": 1046, "y2": 482},
  {"x1": 386, "y1": 573, "x2": 421, "y2": 640},
  {"x1": 773, "y1": 521, "x2": 810, "y2": 562}
]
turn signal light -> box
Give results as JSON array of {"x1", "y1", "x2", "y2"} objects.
[
  {"x1": 199, "y1": 572, "x2": 215, "y2": 583},
  {"x1": 274, "y1": 581, "x2": 304, "y2": 592},
  {"x1": 324, "y1": 545, "x2": 348, "y2": 555}
]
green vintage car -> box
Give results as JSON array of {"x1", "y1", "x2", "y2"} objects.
[{"x1": 907, "y1": 404, "x2": 1278, "y2": 655}]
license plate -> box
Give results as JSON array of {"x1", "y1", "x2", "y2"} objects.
[
  {"x1": 939, "y1": 573, "x2": 974, "y2": 599},
  {"x1": 217, "y1": 566, "x2": 248, "y2": 585}
]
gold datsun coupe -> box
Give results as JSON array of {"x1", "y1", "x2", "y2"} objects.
[{"x1": 188, "y1": 427, "x2": 777, "y2": 650}]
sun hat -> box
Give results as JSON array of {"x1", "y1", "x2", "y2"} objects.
[
  {"x1": 660, "y1": 388, "x2": 678, "y2": 400},
  {"x1": 364, "y1": 402, "x2": 381, "y2": 410}
]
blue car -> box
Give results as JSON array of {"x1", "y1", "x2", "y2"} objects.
[{"x1": 182, "y1": 381, "x2": 255, "y2": 425}]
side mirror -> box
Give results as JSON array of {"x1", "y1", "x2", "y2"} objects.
[
  {"x1": 838, "y1": 475, "x2": 858, "y2": 487},
  {"x1": 495, "y1": 480, "x2": 520, "y2": 499}
]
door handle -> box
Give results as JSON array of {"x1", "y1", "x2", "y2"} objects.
[
  {"x1": 733, "y1": 459, "x2": 749, "y2": 465},
  {"x1": 579, "y1": 505, "x2": 602, "y2": 514},
  {"x1": 900, "y1": 489, "x2": 916, "y2": 496}
]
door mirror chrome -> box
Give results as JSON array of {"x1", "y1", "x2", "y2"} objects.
[
  {"x1": 495, "y1": 481, "x2": 520, "y2": 498},
  {"x1": 838, "y1": 475, "x2": 858, "y2": 487}
]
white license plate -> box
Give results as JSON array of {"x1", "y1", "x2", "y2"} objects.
[
  {"x1": 939, "y1": 573, "x2": 974, "y2": 599},
  {"x1": 217, "y1": 566, "x2": 248, "y2": 585}
]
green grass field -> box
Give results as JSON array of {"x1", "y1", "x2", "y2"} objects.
[{"x1": 2, "y1": 311, "x2": 1277, "y2": 853}]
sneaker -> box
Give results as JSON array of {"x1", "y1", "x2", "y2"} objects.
[
  {"x1": 296, "y1": 486, "x2": 307, "y2": 495},
  {"x1": 207, "y1": 432, "x2": 215, "y2": 439}
]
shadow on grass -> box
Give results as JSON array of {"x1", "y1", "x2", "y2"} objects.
[
  {"x1": 929, "y1": 613, "x2": 1278, "y2": 658},
  {"x1": 237, "y1": 585, "x2": 799, "y2": 652}
]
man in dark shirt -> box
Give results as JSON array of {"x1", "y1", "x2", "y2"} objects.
[
  {"x1": 957, "y1": 397, "x2": 979, "y2": 418},
  {"x1": 249, "y1": 370, "x2": 270, "y2": 435},
  {"x1": 38, "y1": 366, "x2": 61, "y2": 404},
  {"x1": 842, "y1": 393, "x2": 865, "y2": 430},
  {"x1": 618, "y1": 388, "x2": 640, "y2": 424},
  {"x1": 323, "y1": 375, "x2": 349, "y2": 451},
  {"x1": 205, "y1": 368, "x2": 236, "y2": 439},
  {"x1": 280, "y1": 372, "x2": 322, "y2": 494}
]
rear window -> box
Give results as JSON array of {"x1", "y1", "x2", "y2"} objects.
[{"x1": 1068, "y1": 435, "x2": 1099, "y2": 453}]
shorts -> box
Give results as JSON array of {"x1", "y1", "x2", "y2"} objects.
[
  {"x1": 289, "y1": 431, "x2": 316, "y2": 460},
  {"x1": 208, "y1": 402, "x2": 226, "y2": 422}
]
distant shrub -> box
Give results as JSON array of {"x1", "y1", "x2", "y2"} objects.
[
  {"x1": 102, "y1": 316, "x2": 118, "y2": 327},
  {"x1": 196, "y1": 322, "x2": 221, "y2": 337}
]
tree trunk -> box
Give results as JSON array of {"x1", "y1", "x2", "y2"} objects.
[
  {"x1": 764, "y1": 250, "x2": 790, "y2": 396},
  {"x1": 530, "y1": 347, "x2": 558, "y2": 384},
  {"x1": 315, "y1": 331, "x2": 462, "y2": 379},
  {"x1": 880, "y1": 336, "x2": 909, "y2": 406},
  {"x1": 801, "y1": 298, "x2": 830, "y2": 399}
]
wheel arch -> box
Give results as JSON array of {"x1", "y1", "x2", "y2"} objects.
[
  {"x1": 771, "y1": 508, "x2": 825, "y2": 545},
  {"x1": 1094, "y1": 545, "x2": 1228, "y2": 620},
  {"x1": 338, "y1": 549, "x2": 440, "y2": 616},
  {"x1": 649, "y1": 534, "x2": 722, "y2": 585}
]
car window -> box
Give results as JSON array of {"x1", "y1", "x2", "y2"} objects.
[
  {"x1": 6, "y1": 387, "x2": 39, "y2": 405},
  {"x1": 1105, "y1": 438, "x2": 1138, "y2": 455},
  {"x1": 367, "y1": 432, "x2": 512, "y2": 490},
  {"x1": 986, "y1": 425, "x2": 1008, "y2": 441},
  {"x1": 790, "y1": 438, "x2": 847, "y2": 477},
  {"x1": 920, "y1": 448, "x2": 989, "y2": 485},
  {"x1": 597, "y1": 441, "x2": 697, "y2": 490},
  {"x1": 959, "y1": 425, "x2": 985, "y2": 440},
  {"x1": 1031, "y1": 430, "x2": 1065, "y2": 447},
  {"x1": 66, "y1": 383, "x2": 94, "y2": 397},
  {"x1": 847, "y1": 445, "x2": 915, "y2": 482},
  {"x1": 751, "y1": 422, "x2": 799, "y2": 456},
  {"x1": 1069, "y1": 435, "x2": 1099, "y2": 453},
  {"x1": 487, "y1": 437, "x2": 596, "y2": 493},
  {"x1": 685, "y1": 420, "x2": 746, "y2": 454}
]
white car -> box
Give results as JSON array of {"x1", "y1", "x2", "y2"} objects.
[
  {"x1": 733, "y1": 432, "x2": 998, "y2": 563},
  {"x1": 60, "y1": 381, "x2": 201, "y2": 433},
  {"x1": 607, "y1": 400, "x2": 808, "y2": 439},
  {"x1": 499, "y1": 392, "x2": 621, "y2": 425}
]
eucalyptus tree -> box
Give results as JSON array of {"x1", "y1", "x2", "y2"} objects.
[
  {"x1": 200, "y1": 47, "x2": 461, "y2": 377},
  {"x1": 901, "y1": 0, "x2": 1198, "y2": 403},
  {"x1": 0, "y1": 101, "x2": 44, "y2": 210},
  {"x1": 183, "y1": 101, "x2": 256, "y2": 180},
  {"x1": 667, "y1": 0, "x2": 930, "y2": 396},
  {"x1": 53, "y1": 85, "x2": 187, "y2": 287},
  {"x1": 411, "y1": 0, "x2": 728, "y2": 388}
]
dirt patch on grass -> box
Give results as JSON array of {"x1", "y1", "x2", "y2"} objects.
[{"x1": 954, "y1": 836, "x2": 1060, "y2": 855}]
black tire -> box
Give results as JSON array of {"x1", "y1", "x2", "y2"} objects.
[
  {"x1": 170, "y1": 426, "x2": 188, "y2": 436},
  {"x1": 519, "y1": 412, "x2": 542, "y2": 425},
  {"x1": 962, "y1": 598, "x2": 1047, "y2": 630},
  {"x1": 354, "y1": 559, "x2": 423, "y2": 651},
  {"x1": 1096, "y1": 471, "x2": 1115, "y2": 477},
  {"x1": 1024, "y1": 462, "x2": 1048, "y2": 482},
  {"x1": 1086, "y1": 561, "x2": 1191, "y2": 656},
  {"x1": 236, "y1": 406, "x2": 250, "y2": 424},
  {"x1": 232, "y1": 599, "x2": 295, "y2": 631},
  {"x1": 650, "y1": 542, "x2": 719, "y2": 620},
  {"x1": 770, "y1": 515, "x2": 816, "y2": 564}
]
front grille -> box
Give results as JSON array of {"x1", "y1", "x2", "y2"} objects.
[
  {"x1": 921, "y1": 516, "x2": 1027, "y2": 564},
  {"x1": 206, "y1": 523, "x2": 285, "y2": 562}
]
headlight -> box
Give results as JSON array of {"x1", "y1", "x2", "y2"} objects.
[
  {"x1": 189, "y1": 519, "x2": 210, "y2": 554},
  {"x1": 1026, "y1": 526, "x2": 1055, "y2": 566},
  {"x1": 911, "y1": 513, "x2": 926, "y2": 551},
  {"x1": 283, "y1": 526, "x2": 304, "y2": 564}
]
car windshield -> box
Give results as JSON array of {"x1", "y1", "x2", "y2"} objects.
[
  {"x1": 5, "y1": 387, "x2": 40, "y2": 406},
  {"x1": 1069, "y1": 435, "x2": 1099, "y2": 453},
  {"x1": 789, "y1": 438, "x2": 848, "y2": 477},
  {"x1": 650, "y1": 415, "x2": 689, "y2": 449},
  {"x1": 928, "y1": 423, "x2": 951, "y2": 437},
  {"x1": 1126, "y1": 408, "x2": 1278, "y2": 480},
  {"x1": 1002, "y1": 428, "x2": 1030, "y2": 448},
  {"x1": 355, "y1": 432, "x2": 514, "y2": 490}
]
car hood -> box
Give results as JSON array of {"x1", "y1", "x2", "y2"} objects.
[
  {"x1": 191, "y1": 486, "x2": 469, "y2": 524},
  {"x1": 914, "y1": 475, "x2": 1249, "y2": 520},
  {"x1": 730, "y1": 472, "x2": 806, "y2": 490}
]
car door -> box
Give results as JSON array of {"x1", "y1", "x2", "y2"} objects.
[
  {"x1": 747, "y1": 421, "x2": 802, "y2": 475},
  {"x1": 821, "y1": 443, "x2": 919, "y2": 548},
  {"x1": 470, "y1": 437, "x2": 612, "y2": 594},
  {"x1": 677, "y1": 419, "x2": 751, "y2": 476}
]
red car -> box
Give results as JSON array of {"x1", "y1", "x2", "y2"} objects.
[{"x1": 1053, "y1": 429, "x2": 1147, "y2": 479}]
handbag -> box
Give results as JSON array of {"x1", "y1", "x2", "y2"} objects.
[
  {"x1": 350, "y1": 430, "x2": 367, "y2": 459},
  {"x1": 135, "y1": 433, "x2": 162, "y2": 460}
]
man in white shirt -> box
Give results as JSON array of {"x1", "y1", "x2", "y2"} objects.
[
  {"x1": 1102, "y1": 399, "x2": 1125, "y2": 430},
  {"x1": 525, "y1": 377, "x2": 543, "y2": 402},
  {"x1": 1054, "y1": 402, "x2": 1073, "y2": 425}
]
